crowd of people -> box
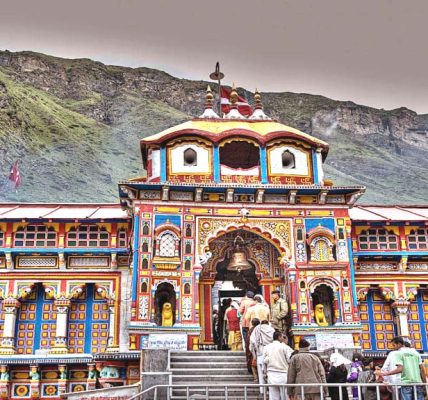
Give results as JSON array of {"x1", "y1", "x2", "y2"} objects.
[{"x1": 212, "y1": 291, "x2": 427, "y2": 400}]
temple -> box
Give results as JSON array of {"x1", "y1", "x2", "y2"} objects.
[{"x1": 0, "y1": 86, "x2": 427, "y2": 398}]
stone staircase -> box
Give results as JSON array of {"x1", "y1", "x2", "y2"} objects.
[{"x1": 169, "y1": 350, "x2": 262, "y2": 399}]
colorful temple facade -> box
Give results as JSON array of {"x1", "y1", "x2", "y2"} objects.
[{"x1": 0, "y1": 87, "x2": 427, "y2": 398}]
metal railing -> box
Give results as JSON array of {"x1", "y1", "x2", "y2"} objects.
[{"x1": 128, "y1": 382, "x2": 428, "y2": 400}]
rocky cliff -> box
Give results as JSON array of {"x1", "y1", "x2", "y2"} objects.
[{"x1": 0, "y1": 50, "x2": 427, "y2": 204}]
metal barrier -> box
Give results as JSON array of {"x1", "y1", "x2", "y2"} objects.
[{"x1": 128, "y1": 382, "x2": 428, "y2": 400}]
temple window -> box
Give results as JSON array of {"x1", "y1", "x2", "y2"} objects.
[
  {"x1": 142, "y1": 258, "x2": 149, "y2": 269},
  {"x1": 66, "y1": 225, "x2": 110, "y2": 247},
  {"x1": 158, "y1": 232, "x2": 177, "y2": 257},
  {"x1": 185, "y1": 242, "x2": 192, "y2": 254},
  {"x1": 338, "y1": 228, "x2": 345, "y2": 240},
  {"x1": 142, "y1": 242, "x2": 149, "y2": 252},
  {"x1": 407, "y1": 228, "x2": 428, "y2": 250},
  {"x1": 220, "y1": 141, "x2": 260, "y2": 169},
  {"x1": 141, "y1": 282, "x2": 148, "y2": 293},
  {"x1": 183, "y1": 148, "x2": 197, "y2": 166},
  {"x1": 142, "y1": 223, "x2": 150, "y2": 236},
  {"x1": 358, "y1": 228, "x2": 398, "y2": 250},
  {"x1": 313, "y1": 238, "x2": 330, "y2": 261},
  {"x1": 184, "y1": 283, "x2": 191, "y2": 294},
  {"x1": 0, "y1": 229, "x2": 4, "y2": 247},
  {"x1": 14, "y1": 225, "x2": 57, "y2": 247},
  {"x1": 185, "y1": 224, "x2": 192, "y2": 237},
  {"x1": 184, "y1": 259, "x2": 191, "y2": 270},
  {"x1": 118, "y1": 229, "x2": 128, "y2": 247},
  {"x1": 296, "y1": 228, "x2": 303, "y2": 241},
  {"x1": 281, "y1": 150, "x2": 295, "y2": 169}
]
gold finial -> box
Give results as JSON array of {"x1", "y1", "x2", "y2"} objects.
[
  {"x1": 230, "y1": 83, "x2": 238, "y2": 106},
  {"x1": 254, "y1": 89, "x2": 262, "y2": 108},
  {"x1": 205, "y1": 85, "x2": 213, "y2": 106}
]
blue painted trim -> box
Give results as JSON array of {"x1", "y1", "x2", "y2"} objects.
[
  {"x1": 366, "y1": 293, "x2": 377, "y2": 350},
  {"x1": 160, "y1": 146, "x2": 167, "y2": 182},
  {"x1": 347, "y1": 237, "x2": 358, "y2": 307},
  {"x1": 354, "y1": 251, "x2": 428, "y2": 257},
  {"x1": 312, "y1": 149, "x2": 319, "y2": 184},
  {"x1": 84, "y1": 284, "x2": 95, "y2": 354},
  {"x1": 33, "y1": 286, "x2": 45, "y2": 350},
  {"x1": 415, "y1": 292, "x2": 428, "y2": 351},
  {"x1": 132, "y1": 214, "x2": 140, "y2": 303},
  {"x1": 213, "y1": 146, "x2": 220, "y2": 183},
  {"x1": 260, "y1": 147, "x2": 268, "y2": 184}
]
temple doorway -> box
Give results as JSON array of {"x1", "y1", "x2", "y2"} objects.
[{"x1": 198, "y1": 229, "x2": 285, "y2": 348}]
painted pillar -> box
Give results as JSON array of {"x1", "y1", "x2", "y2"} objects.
[
  {"x1": 392, "y1": 301, "x2": 410, "y2": 337},
  {"x1": 346, "y1": 222, "x2": 359, "y2": 320},
  {"x1": 260, "y1": 147, "x2": 268, "y2": 184},
  {"x1": 0, "y1": 298, "x2": 20, "y2": 355},
  {"x1": 213, "y1": 146, "x2": 220, "y2": 183},
  {"x1": 87, "y1": 363, "x2": 97, "y2": 391},
  {"x1": 58, "y1": 364, "x2": 68, "y2": 395},
  {"x1": 50, "y1": 299, "x2": 71, "y2": 354},
  {"x1": 0, "y1": 365, "x2": 9, "y2": 400},
  {"x1": 131, "y1": 211, "x2": 140, "y2": 319},
  {"x1": 106, "y1": 299, "x2": 119, "y2": 353},
  {"x1": 160, "y1": 146, "x2": 167, "y2": 182},
  {"x1": 29, "y1": 365, "x2": 40, "y2": 399}
]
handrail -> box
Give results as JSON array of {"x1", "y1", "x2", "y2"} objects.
[{"x1": 128, "y1": 382, "x2": 428, "y2": 400}]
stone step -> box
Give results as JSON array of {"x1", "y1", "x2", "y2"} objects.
[
  {"x1": 170, "y1": 351, "x2": 245, "y2": 357},
  {"x1": 172, "y1": 375, "x2": 254, "y2": 383},
  {"x1": 170, "y1": 386, "x2": 262, "y2": 399},
  {"x1": 170, "y1": 361, "x2": 246, "y2": 369},
  {"x1": 170, "y1": 356, "x2": 246, "y2": 363},
  {"x1": 171, "y1": 368, "x2": 250, "y2": 376}
]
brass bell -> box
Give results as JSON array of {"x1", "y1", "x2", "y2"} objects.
[{"x1": 227, "y1": 235, "x2": 252, "y2": 273}]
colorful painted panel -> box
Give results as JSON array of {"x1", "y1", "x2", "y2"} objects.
[
  {"x1": 15, "y1": 285, "x2": 56, "y2": 354},
  {"x1": 0, "y1": 301, "x2": 4, "y2": 338},
  {"x1": 358, "y1": 291, "x2": 395, "y2": 351},
  {"x1": 68, "y1": 284, "x2": 109, "y2": 354},
  {"x1": 408, "y1": 290, "x2": 428, "y2": 351}
]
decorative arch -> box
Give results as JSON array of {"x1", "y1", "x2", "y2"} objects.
[{"x1": 308, "y1": 277, "x2": 339, "y2": 293}]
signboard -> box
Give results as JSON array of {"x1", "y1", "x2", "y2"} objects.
[
  {"x1": 315, "y1": 333, "x2": 354, "y2": 351},
  {"x1": 143, "y1": 333, "x2": 187, "y2": 350}
]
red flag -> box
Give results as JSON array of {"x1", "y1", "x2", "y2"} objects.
[
  {"x1": 220, "y1": 87, "x2": 253, "y2": 117},
  {"x1": 9, "y1": 161, "x2": 21, "y2": 189}
]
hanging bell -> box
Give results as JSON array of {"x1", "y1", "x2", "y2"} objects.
[{"x1": 227, "y1": 235, "x2": 252, "y2": 273}]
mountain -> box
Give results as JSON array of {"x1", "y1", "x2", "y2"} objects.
[{"x1": 0, "y1": 50, "x2": 427, "y2": 204}]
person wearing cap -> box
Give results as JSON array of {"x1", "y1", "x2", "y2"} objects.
[
  {"x1": 378, "y1": 336, "x2": 426, "y2": 400},
  {"x1": 271, "y1": 290, "x2": 289, "y2": 332},
  {"x1": 225, "y1": 301, "x2": 242, "y2": 351},
  {"x1": 287, "y1": 338, "x2": 327, "y2": 400},
  {"x1": 239, "y1": 290, "x2": 256, "y2": 346},
  {"x1": 245, "y1": 294, "x2": 270, "y2": 324}
]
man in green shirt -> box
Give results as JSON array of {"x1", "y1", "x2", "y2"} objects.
[{"x1": 379, "y1": 337, "x2": 426, "y2": 400}]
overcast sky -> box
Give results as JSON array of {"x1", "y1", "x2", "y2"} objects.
[{"x1": 1, "y1": 0, "x2": 427, "y2": 113}]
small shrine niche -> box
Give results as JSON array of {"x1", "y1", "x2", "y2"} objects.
[
  {"x1": 311, "y1": 284, "x2": 334, "y2": 326},
  {"x1": 154, "y1": 282, "x2": 176, "y2": 326}
]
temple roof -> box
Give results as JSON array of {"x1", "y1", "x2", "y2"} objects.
[
  {"x1": 140, "y1": 118, "x2": 329, "y2": 150},
  {"x1": 349, "y1": 205, "x2": 428, "y2": 222}
]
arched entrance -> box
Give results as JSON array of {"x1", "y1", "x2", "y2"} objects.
[{"x1": 198, "y1": 229, "x2": 285, "y2": 347}]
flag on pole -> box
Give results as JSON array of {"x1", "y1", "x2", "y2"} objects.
[
  {"x1": 220, "y1": 87, "x2": 253, "y2": 117},
  {"x1": 9, "y1": 161, "x2": 21, "y2": 190}
]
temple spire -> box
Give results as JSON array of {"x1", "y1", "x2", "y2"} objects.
[
  {"x1": 199, "y1": 85, "x2": 219, "y2": 118},
  {"x1": 225, "y1": 83, "x2": 245, "y2": 119},
  {"x1": 249, "y1": 89, "x2": 271, "y2": 120}
]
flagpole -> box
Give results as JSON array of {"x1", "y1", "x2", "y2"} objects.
[{"x1": 210, "y1": 62, "x2": 224, "y2": 116}]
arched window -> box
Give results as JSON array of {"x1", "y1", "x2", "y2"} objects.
[
  {"x1": 142, "y1": 258, "x2": 149, "y2": 269},
  {"x1": 183, "y1": 148, "x2": 197, "y2": 166},
  {"x1": 358, "y1": 228, "x2": 398, "y2": 250},
  {"x1": 184, "y1": 259, "x2": 191, "y2": 270},
  {"x1": 408, "y1": 228, "x2": 428, "y2": 250},
  {"x1": 159, "y1": 233, "x2": 177, "y2": 257},
  {"x1": 66, "y1": 225, "x2": 109, "y2": 247},
  {"x1": 142, "y1": 223, "x2": 150, "y2": 236},
  {"x1": 142, "y1": 242, "x2": 149, "y2": 252},
  {"x1": 141, "y1": 282, "x2": 148, "y2": 293},
  {"x1": 281, "y1": 150, "x2": 295, "y2": 169},
  {"x1": 313, "y1": 238, "x2": 330, "y2": 261},
  {"x1": 185, "y1": 224, "x2": 192, "y2": 237},
  {"x1": 185, "y1": 242, "x2": 192, "y2": 254},
  {"x1": 184, "y1": 283, "x2": 191, "y2": 294},
  {"x1": 14, "y1": 225, "x2": 57, "y2": 247}
]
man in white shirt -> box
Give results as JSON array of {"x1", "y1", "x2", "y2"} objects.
[
  {"x1": 382, "y1": 349, "x2": 401, "y2": 400},
  {"x1": 263, "y1": 331, "x2": 294, "y2": 400}
]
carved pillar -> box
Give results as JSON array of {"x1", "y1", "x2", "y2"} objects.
[
  {"x1": 392, "y1": 301, "x2": 411, "y2": 337},
  {"x1": 0, "y1": 298, "x2": 20, "y2": 355},
  {"x1": 106, "y1": 299, "x2": 119, "y2": 353},
  {"x1": 57, "y1": 364, "x2": 68, "y2": 395},
  {"x1": 29, "y1": 365, "x2": 40, "y2": 399},
  {"x1": 50, "y1": 299, "x2": 70, "y2": 354},
  {"x1": 5, "y1": 253, "x2": 13, "y2": 270},
  {"x1": 0, "y1": 365, "x2": 10, "y2": 399},
  {"x1": 87, "y1": 363, "x2": 97, "y2": 391}
]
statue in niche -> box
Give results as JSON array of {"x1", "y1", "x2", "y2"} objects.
[
  {"x1": 162, "y1": 302, "x2": 174, "y2": 326},
  {"x1": 312, "y1": 284, "x2": 334, "y2": 326},
  {"x1": 314, "y1": 304, "x2": 329, "y2": 326}
]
